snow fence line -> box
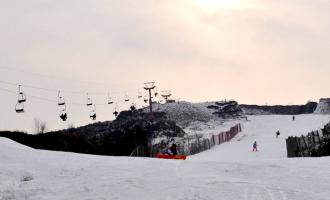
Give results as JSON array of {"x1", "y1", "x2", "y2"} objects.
[
  {"x1": 131, "y1": 123, "x2": 242, "y2": 158},
  {"x1": 286, "y1": 122, "x2": 330, "y2": 158},
  {"x1": 180, "y1": 123, "x2": 242, "y2": 156}
]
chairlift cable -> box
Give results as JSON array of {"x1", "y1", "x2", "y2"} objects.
[
  {"x1": 0, "y1": 79, "x2": 141, "y2": 95},
  {"x1": 0, "y1": 66, "x2": 145, "y2": 91}
]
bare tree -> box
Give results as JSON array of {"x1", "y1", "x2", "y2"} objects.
[{"x1": 33, "y1": 118, "x2": 47, "y2": 134}]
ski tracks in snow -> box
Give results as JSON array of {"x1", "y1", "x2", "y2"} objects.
[{"x1": 244, "y1": 186, "x2": 288, "y2": 200}]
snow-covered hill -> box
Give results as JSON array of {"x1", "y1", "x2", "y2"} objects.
[
  {"x1": 1, "y1": 114, "x2": 330, "y2": 200},
  {"x1": 314, "y1": 98, "x2": 330, "y2": 114},
  {"x1": 147, "y1": 101, "x2": 243, "y2": 128},
  {"x1": 145, "y1": 101, "x2": 245, "y2": 140}
]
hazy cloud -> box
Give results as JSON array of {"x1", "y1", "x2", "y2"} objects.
[{"x1": 0, "y1": 0, "x2": 329, "y2": 131}]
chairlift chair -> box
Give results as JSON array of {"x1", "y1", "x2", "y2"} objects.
[
  {"x1": 124, "y1": 94, "x2": 130, "y2": 102},
  {"x1": 86, "y1": 93, "x2": 93, "y2": 106},
  {"x1": 90, "y1": 111, "x2": 96, "y2": 120},
  {"x1": 58, "y1": 91, "x2": 65, "y2": 106},
  {"x1": 138, "y1": 91, "x2": 142, "y2": 98},
  {"x1": 89, "y1": 105, "x2": 96, "y2": 120},
  {"x1": 154, "y1": 88, "x2": 158, "y2": 97},
  {"x1": 130, "y1": 103, "x2": 136, "y2": 111},
  {"x1": 60, "y1": 112, "x2": 67, "y2": 121},
  {"x1": 107, "y1": 93, "x2": 114, "y2": 104},
  {"x1": 144, "y1": 95, "x2": 148, "y2": 103},
  {"x1": 59, "y1": 105, "x2": 68, "y2": 121},
  {"x1": 15, "y1": 102, "x2": 24, "y2": 113},
  {"x1": 113, "y1": 108, "x2": 119, "y2": 117},
  {"x1": 17, "y1": 85, "x2": 26, "y2": 103},
  {"x1": 60, "y1": 111, "x2": 68, "y2": 121}
]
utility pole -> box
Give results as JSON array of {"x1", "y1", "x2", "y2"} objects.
[
  {"x1": 144, "y1": 82, "x2": 156, "y2": 113},
  {"x1": 161, "y1": 90, "x2": 172, "y2": 103}
]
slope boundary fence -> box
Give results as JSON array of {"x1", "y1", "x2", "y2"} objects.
[
  {"x1": 286, "y1": 122, "x2": 330, "y2": 157},
  {"x1": 131, "y1": 123, "x2": 242, "y2": 157}
]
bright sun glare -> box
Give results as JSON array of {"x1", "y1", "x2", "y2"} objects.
[{"x1": 195, "y1": 0, "x2": 243, "y2": 13}]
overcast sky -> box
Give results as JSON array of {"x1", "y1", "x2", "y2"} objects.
[{"x1": 0, "y1": 0, "x2": 329, "y2": 132}]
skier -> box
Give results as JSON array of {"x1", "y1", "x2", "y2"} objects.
[
  {"x1": 276, "y1": 131, "x2": 280, "y2": 138},
  {"x1": 252, "y1": 141, "x2": 258, "y2": 152},
  {"x1": 170, "y1": 143, "x2": 178, "y2": 155},
  {"x1": 292, "y1": 115, "x2": 295, "y2": 121}
]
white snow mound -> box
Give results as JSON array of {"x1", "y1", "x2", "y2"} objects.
[{"x1": 1, "y1": 114, "x2": 330, "y2": 200}]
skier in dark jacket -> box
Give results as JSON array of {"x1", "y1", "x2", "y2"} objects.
[
  {"x1": 170, "y1": 143, "x2": 178, "y2": 155},
  {"x1": 252, "y1": 141, "x2": 258, "y2": 152},
  {"x1": 276, "y1": 131, "x2": 280, "y2": 138}
]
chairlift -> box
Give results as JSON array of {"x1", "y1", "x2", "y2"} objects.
[
  {"x1": 86, "y1": 93, "x2": 93, "y2": 106},
  {"x1": 124, "y1": 94, "x2": 130, "y2": 102},
  {"x1": 154, "y1": 88, "x2": 158, "y2": 97},
  {"x1": 144, "y1": 95, "x2": 148, "y2": 103},
  {"x1": 59, "y1": 106, "x2": 68, "y2": 122},
  {"x1": 113, "y1": 110, "x2": 119, "y2": 117},
  {"x1": 58, "y1": 91, "x2": 65, "y2": 106},
  {"x1": 138, "y1": 90, "x2": 142, "y2": 98},
  {"x1": 130, "y1": 102, "x2": 136, "y2": 111},
  {"x1": 17, "y1": 85, "x2": 26, "y2": 103},
  {"x1": 89, "y1": 105, "x2": 96, "y2": 120},
  {"x1": 107, "y1": 93, "x2": 113, "y2": 105},
  {"x1": 15, "y1": 102, "x2": 24, "y2": 113},
  {"x1": 113, "y1": 104, "x2": 119, "y2": 117}
]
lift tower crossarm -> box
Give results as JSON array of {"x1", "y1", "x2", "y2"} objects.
[{"x1": 144, "y1": 82, "x2": 156, "y2": 113}]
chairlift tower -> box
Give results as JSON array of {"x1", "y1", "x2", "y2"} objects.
[{"x1": 144, "y1": 82, "x2": 156, "y2": 113}]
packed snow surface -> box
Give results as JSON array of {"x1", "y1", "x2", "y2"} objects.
[{"x1": 1, "y1": 114, "x2": 330, "y2": 200}]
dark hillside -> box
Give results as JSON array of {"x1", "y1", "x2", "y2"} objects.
[
  {"x1": 0, "y1": 110, "x2": 185, "y2": 156},
  {"x1": 240, "y1": 101, "x2": 317, "y2": 115}
]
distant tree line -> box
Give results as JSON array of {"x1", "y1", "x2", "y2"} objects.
[{"x1": 240, "y1": 101, "x2": 317, "y2": 115}]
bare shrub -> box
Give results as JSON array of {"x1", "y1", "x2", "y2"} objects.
[{"x1": 33, "y1": 118, "x2": 47, "y2": 134}]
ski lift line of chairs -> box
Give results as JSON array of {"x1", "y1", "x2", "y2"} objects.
[{"x1": 12, "y1": 86, "x2": 159, "y2": 117}]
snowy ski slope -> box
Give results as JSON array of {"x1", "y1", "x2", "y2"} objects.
[{"x1": 1, "y1": 114, "x2": 330, "y2": 200}]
